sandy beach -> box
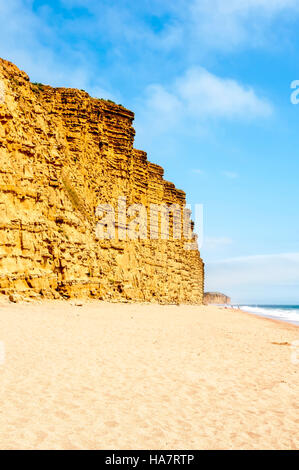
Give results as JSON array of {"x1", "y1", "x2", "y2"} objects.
[{"x1": 0, "y1": 300, "x2": 298, "y2": 450}]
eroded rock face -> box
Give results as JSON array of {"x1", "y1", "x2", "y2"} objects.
[
  {"x1": 0, "y1": 58, "x2": 204, "y2": 303},
  {"x1": 204, "y1": 293, "x2": 231, "y2": 305}
]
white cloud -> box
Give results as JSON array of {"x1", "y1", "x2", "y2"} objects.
[
  {"x1": 177, "y1": 67, "x2": 273, "y2": 118},
  {"x1": 1, "y1": 0, "x2": 298, "y2": 100},
  {"x1": 61, "y1": 0, "x2": 184, "y2": 52},
  {"x1": 136, "y1": 67, "x2": 273, "y2": 139},
  {"x1": 205, "y1": 252, "x2": 299, "y2": 303},
  {"x1": 190, "y1": 0, "x2": 299, "y2": 50},
  {"x1": 60, "y1": 0, "x2": 299, "y2": 52},
  {"x1": 146, "y1": 84, "x2": 181, "y2": 116}
]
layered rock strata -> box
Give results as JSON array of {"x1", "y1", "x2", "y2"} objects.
[
  {"x1": 204, "y1": 293, "x2": 231, "y2": 305},
  {"x1": 0, "y1": 58, "x2": 204, "y2": 303}
]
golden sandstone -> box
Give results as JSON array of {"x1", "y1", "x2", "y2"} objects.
[
  {"x1": 0, "y1": 58, "x2": 204, "y2": 303},
  {"x1": 204, "y1": 292, "x2": 231, "y2": 305}
]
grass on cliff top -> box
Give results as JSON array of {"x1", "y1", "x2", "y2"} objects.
[
  {"x1": 29, "y1": 84, "x2": 124, "y2": 107},
  {"x1": 31, "y1": 82, "x2": 45, "y2": 92},
  {"x1": 99, "y1": 98, "x2": 125, "y2": 108}
]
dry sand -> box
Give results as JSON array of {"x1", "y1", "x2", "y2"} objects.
[{"x1": 0, "y1": 300, "x2": 298, "y2": 450}]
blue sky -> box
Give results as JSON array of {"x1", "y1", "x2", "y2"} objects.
[{"x1": 1, "y1": 0, "x2": 299, "y2": 303}]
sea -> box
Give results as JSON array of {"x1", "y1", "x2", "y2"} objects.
[{"x1": 232, "y1": 305, "x2": 299, "y2": 326}]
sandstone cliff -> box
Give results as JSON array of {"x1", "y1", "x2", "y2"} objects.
[
  {"x1": 204, "y1": 293, "x2": 231, "y2": 305},
  {"x1": 0, "y1": 58, "x2": 204, "y2": 303}
]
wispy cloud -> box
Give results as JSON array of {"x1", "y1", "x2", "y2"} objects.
[
  {"x1": 135, "y1": 67, "x2": 273, "y2": 141},
  {"x1": 176, "y1": 67, "x2": 273, "y2": 118},
  {"x1": 189, "y1": 0, "x2": 299, "y2": 51},
  {"x1": 65, "y1": 0, "x2": 299, "y2": 54},
  {"x1": 0, "y1": 1, "x2": 116, "y2": 97},
  {"x1": 1, "y1": 1, "x2": 298, "y2": 103},
  {"x1": 222, "y1": 171, "x2": 239, "y2": 179},
  {"x1": 205, "y1": 252, "x2": 299, "y2": 303}
]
